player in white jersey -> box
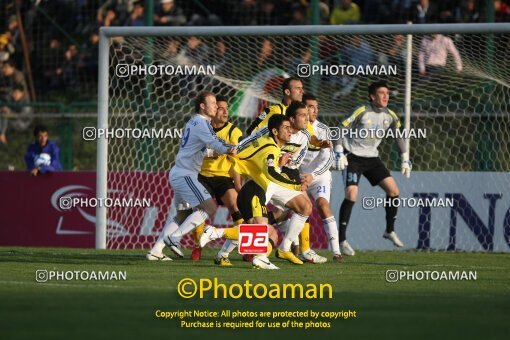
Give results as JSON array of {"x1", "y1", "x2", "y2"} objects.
[
  {"x1": 273, "y1": 101, "x2": 328, "y2": 264},
  {"x1": 300, "y1": 94, "x2": 342, "y2": 262},
  {"x1": 146, "y1": 91, "x2": 236, "y2": 261}
]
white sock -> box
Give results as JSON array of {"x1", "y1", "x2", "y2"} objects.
[
  {"x1": 280, "y1": 213, "x2": 308, "y2": 251},
  {"x1": 171, "y1": 209, "x2": 208, "y2": 239},
  {"x1": 217, "y1": 240, "x2": 238, "y2": 258},
  {"x1": 150, "y1": 219, "x2": 179, "y2": 254},
  {"x1": 323, "y1": 216, "x2": 341, "y2": 255}
]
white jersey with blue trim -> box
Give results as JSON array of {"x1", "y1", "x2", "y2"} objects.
[
  {"x1": 300, "y1": 119, "x2": 334, "y2": 177},
  {"x1": 170, "y1": 114, "x2": 232, "y2": 178},
  {"x1": 282, "y1": 129, "x2": 310, "y2": 170}
]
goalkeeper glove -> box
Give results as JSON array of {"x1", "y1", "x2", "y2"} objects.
[
  {"x1": 332, "y1": 145, "x2": 348, "y2": 171},
  {"x1": 401, "y1": 152, "x2": 412, "y2": 178}
]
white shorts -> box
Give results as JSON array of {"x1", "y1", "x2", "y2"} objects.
[
  {"x1": 266, "y1": 181, "x2": 303, "y2": 211},
  {"x1": 307, "y1": 171, "x2": 332, "y2": 202},
  {"x1": 169, "y1": 172, "x2": 212, "y2": 208}
]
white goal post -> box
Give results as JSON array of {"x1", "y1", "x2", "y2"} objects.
[{"x1": 97, "y1": 23, "x2": 510, "y2": 251}]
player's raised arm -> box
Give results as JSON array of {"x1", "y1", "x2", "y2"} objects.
[
  {"x1": 264, "y1": 153, "x2": 301, "y2": 191},
  {"x1": 246, "y1": 108, "x2": 268, "y2": 135},
  {"x1": 197, "y1": 121, "x2": 234, "y2": 154},
  {"x1": 312, "y1": 142, "x2": 334, "y2": 178}
]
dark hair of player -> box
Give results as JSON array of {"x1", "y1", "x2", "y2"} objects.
[
  {"x1": 216, "y1": 94, "x2": 228, "y2": 103},
  {"x1": 194, "y1": 91, "x2": 215, "y2": 113},
  {"x1": 281, "y1": 77, "x2": 301, "y2": 95},
  {"x1": 368, "y1": 81, "x2": 389, "y2": 100},
  {"x1": 33, "y1": 124, "x2": 48, "y2": 137},
  {"x1": 285, "y1": 101, "x2": 307, "y2": 119},
  {"x1": 268, "y1": 114, "x2": 290, "y2": 138},
  {"x1": 302, "y1": 93, "x2": 317, "y2": 102}
]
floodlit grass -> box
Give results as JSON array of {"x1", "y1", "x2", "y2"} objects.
[{"x1": 0, "y1": 247, "x2": 509, "y2": 340}]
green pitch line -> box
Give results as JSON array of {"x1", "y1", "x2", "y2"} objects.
[{"x1": 0, "y1": 247, "x2": 509, "y2": 340}]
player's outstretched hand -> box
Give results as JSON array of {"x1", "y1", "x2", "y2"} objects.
[
  {"x1": 300, "y1": 173, "x2": 313, "y2": 187},
  {"x1": 319, "y1": 140, "x2": 332, "y2": 148},
  {"x1": 279, "y1": 152, "x2": 292, "y2": 167},
  {"x1": 401, "y1": 160, "x2": 412, "y2": 178},
  {"x1": 228, "y1": 146, "x2": 238, "y2": 156}
]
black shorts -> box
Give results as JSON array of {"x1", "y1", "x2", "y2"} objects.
[
  {"x1": 197, "y1": 174, "x2": 235, "y2": 205},
  {"x1": 237, "y1": 180, "x2": 267, "y2": 221},
  {"x1": 345, "y1": 153, "x2": 391, "y2": 187}
]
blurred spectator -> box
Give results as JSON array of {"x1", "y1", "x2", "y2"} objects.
[
  {"x1": 362, "y1": 0, "x2": 394, "y2": 24},
  {"x1": 6, "y1": 15, "x2": 22, "y2": 65},
  {"x1": 0, "y1": 60, "x2": 28, "y2": 99},
  {"x1": 455, "y1": 0, "x2": 481, "y2": 23},
  {"x1": 162, "y1": 39, "x2": 182, "y2": 63},
  {"x1": 177, "y1": 36, "x2": 210, "y2": 94},
  {"x1": 0, "y1": 86, "x2": 33, "y2": 145},
  {"x1": 256, "y1": 39, "x2": 278, "y2": 70},
  {"x1": 495, "y1": 0, "x2": 510, "y2": 22},
  {"x1": 317, "y1": 1, "x2": 331, "y2": 24},
  {"x1": 334, "y1": 36, "x2": 374, "y2": 98},
  {"x1": 97, "y1": 0, "x2": 134, "y2": 26},
  {"x1": 289, "y1": 5, "x2": 308, "y2": 25},
  {"x1": 339, "y1": 35, "x2": 374, "y2": 69},
  {"x1": 258, "y1": 1, "x2": 279, "y2": 25},
  {"x1": 412, "y1": 0, "x2": 438, "y2": 24},
  {"x1": 437, "y1": 1, "x2": 459, "y2": 23},
  {"x1": 0, "y1": 34, "x2": 15, "y2": 63},
  {"x1": 179, "y1": 36, "x2": 210, "y2": 66},
  {"x1": 208, "y1": 40, "x2": 230, "y2": 72},
  {"x1": 154, "y1": 0, "x2": 187, "y2": 26},
  {"x1": 125, "y1": 2, "x2": 145, "y2": 26},
  {"x1": 25, "y1": 124, "x2": 62, "y2": 176},
  {"x1": 393, "y1": 0, "x2": 414, "y2": 22},
  {"x1": 330, "y1": 0, "x2": 361, "y2": 25},
  {"x1": 100, "y1": 9, "x2": 121, "y2": 27},
  {"x1": 390, "y1": 34, "x2": 407, "y2": 66},
  {"x1": 42, "y1": 38, "x2": 65, "y2": 92},
  {"x1": 233, "y1": 0, "x2": 258, "y2": 25},
  {"x1": 82, "y1": 32, "x2": 99, "y2": 81},
  {"x1": 63, "y1": 44, "x2": 80, "y2": 86},
  {"x1": 418, "y1": 34, "x2": 463, "y2": 76}
]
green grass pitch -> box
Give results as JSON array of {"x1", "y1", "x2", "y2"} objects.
[{"x1": 1, "y1": 247, "x2": 509, "y2": 340}]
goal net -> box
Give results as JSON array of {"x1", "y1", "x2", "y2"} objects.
[{"x1": 99, "y1": 25, "x2": 510, "y2": 252}]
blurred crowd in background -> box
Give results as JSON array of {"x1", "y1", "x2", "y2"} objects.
[
  {"x1": 0, "y1": 0, "x2": 509, "y2": 103},
  {"x1": 0, "y1": 0, "x2": 508, "y2": 170}
]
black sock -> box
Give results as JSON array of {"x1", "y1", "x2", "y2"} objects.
[
  {"x1": 339, "y1": 199, "x2": 355, "y2": 242},
  {"x1": 231, "y1": 211, "x2": 243, "y2": 223},
  {"x1": 385, "y1": 195, "x2": 399, "y2": 233}
]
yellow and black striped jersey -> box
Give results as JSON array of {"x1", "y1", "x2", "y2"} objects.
[
  {"x1": 247, "y1": 102, "x2": 316, "y2": 137},
  {"x1": 200, "y1": 122, "x2": 243, "y2": 178},
  {"x1": 230, "y1": 135, "x2": 301, "y2": 191}
]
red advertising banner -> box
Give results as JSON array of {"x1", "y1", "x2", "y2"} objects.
[
  {"x1": 0, "y1": 171, "x2": 96, "y2": 248},
  {"x1": 0, "y1": 171, "x2": 327, "y2": 249},
  {"x1": 0, "y1": 171, "x2": 175, "y2": 249}
]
